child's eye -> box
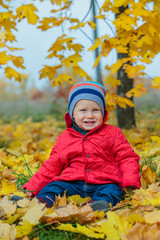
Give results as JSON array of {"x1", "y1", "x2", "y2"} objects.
[
  {"x1": 80, "y1": 109, "x2": 86, "y2": 112},
  {"x1": 93, "y1": 109, "x2": 99, "y2": 111}
]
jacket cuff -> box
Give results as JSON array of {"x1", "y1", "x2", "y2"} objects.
[{"x1": 23, "y1": 182, "x2": 39, "y2": 196}]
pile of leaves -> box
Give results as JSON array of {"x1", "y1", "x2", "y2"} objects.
[{"x1": 0, "y1": 111, "x2": 160, "y2": 240}]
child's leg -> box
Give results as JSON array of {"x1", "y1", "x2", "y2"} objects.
[
  {"x1": 90, "y1": 183, "x2": 125, "y2": 207},
  {"x1": 36, "y1": 180, "x2": 85, "y2": 207}
]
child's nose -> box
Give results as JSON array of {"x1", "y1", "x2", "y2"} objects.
[{"x1": 87, "y1": 111, "x2": 93, "y2": 118}]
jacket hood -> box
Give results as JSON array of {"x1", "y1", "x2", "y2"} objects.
[{"x1": 64, "y1": 110, "x2": 109, "y2": 129}]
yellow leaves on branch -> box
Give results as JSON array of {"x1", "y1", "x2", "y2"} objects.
[
  {"x1": 125, "y1": 83, "x2": 147, "y2": 98},
  {"x1": 4, "y1": 67, "x2": 26, "y2": 82},
  {"x1": 16, "y1": 4, "x2": 39, "y2": 25},
  {"x1": 106, "y1": 74, "x2": 121, "y2": 87},
  {"x1": 105, "y1": 92, "x2": 134, "y2": 112}
]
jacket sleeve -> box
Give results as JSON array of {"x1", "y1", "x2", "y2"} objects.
[
  {"x1": 114, "y1": 128, "x2": 141, "y2": 189},
  {"x1": 23, "y1": 139, "x2": 63, "y2": 196}
]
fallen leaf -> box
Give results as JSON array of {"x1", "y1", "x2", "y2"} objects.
[{"x1": 0, "y1": 223, "x2": 16, "y2": 240}]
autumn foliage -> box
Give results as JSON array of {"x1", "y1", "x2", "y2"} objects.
[
  {"x1": 0, "y1": 0, "x2": 160, "y2": 112},
  {"x1": 1, "y1": 0, "x2": 160, "y2": 239},
  {"x1": 0, "y1": 110, "x2": 160, "y2": 239}
]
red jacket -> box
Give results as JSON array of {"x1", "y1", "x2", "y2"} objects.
[{"x1": 23, "y1": 112, "x2": 141, "y2": 196}]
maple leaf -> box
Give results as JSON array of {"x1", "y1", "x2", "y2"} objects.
[
  {"x1": 0, "y1": 51, "x2": 11, "y2": 64},
  {"x1": 61, "y1": 54, "x2": 82, "y2": 67},
  {"x1": 52, "y1": 73, "x2": 73, "y2": 87},
  {"x1": 11, "y1": 56, "x2": 25, "y2": 69},
  {"x1": 39, "y1": 65, "x2": 62, "y2": 81},
  {"x1": 16, "y1": 220, "x2": 33, "y2": 238},
  {"x1": 16, "y1": 4, "x2": 39, "y2": 24},
  {"x1": 0, "y1": 179, "x2": 17, "y2": 195},
  {"x1": 4, "y1": 66, "x2": 26, "y2": 82},
  {"x1": 56, "y1": 223, "x2": 105, "y2": 239},
  {"x1": 72, "y1": 66, "x2": 92, "y2": 80}
]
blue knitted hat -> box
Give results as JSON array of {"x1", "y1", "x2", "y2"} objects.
[{"x1": 68, "y1": 81, "x2": 106, "y2": 119}]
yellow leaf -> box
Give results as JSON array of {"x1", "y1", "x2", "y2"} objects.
[
  {"x1": 0, "y1": 179, "x2": 17, "y2": 195},
  {"x1": 4, "y1": 66, "x2": 26, "y2": 82},
  {"x1": 16, "y1": 4, "x2": 39, "y2": 24},
  {"x1": 124, "y1": 64, "x2": 146, "y2": 78},
  {"x1": 50, "y1": 0, "x2": 69, "y2": 5},
  {"x1": 88, "y1": 36, "x2": 107, "y2": 52},
  {"x1": 73, "y1": 66, "x2": 92, "y2": 80},
  {"x1": 70, "y1": 22, "x2": 85, "y2": 30},
  {"x1": 101, "y1": 39, "x2": 112, "y2": 57},
  {"x1": 68, "y1": 195, "x2": 91, "y2": 206},
  {"x1": 76, "y1": 224, "x2": 104, "y2": 239},
  {"x1": 11, "y1": 56, "x2": 25, "y2": 69},
  {"x1": 127, "y1": 213, "x2": 145, "y2": 224},
  {"x1": 61, "y1": 54, "x2": 82, "y2": 67},
  {"x1": 23, "y1": 202, "x2": 46, "y2": 225},
  {"x1": 95, "y1": 14, "x2": 105, "y2": 19},
  {"x1": 141, "y1": 165, "x2": 156, "y2": 185},
  {"x1": 111, "y1": 58, "x2": 130, "y2": 74},
  {"x1": 117, "y1": 96, "x2": 134, "y2": 108},
  {"x1": 150, "y1": 77, "x2": 160, "y2": 89},
  {"x1": 52, "y1": 74, "x2": 73, "y2": 87},
  {"x1": 125, "y1": 84, "x2": 147, "y2": 98},
  {"x1": 0, "y1": 0, "x2": 9, "y2": 9},
  {"x1": 106, "y1": 74, "x2": 121, "y2": 87},
  {"x1": 39, "y1": 65, "x2": 62, "y2": 80},
  {"x1": 93, "y1": 54, "x2": 101, "y2": 68},
  {"x1": 56, "y1": 223, "x2": 105, "y2": 239},
  {"x1": 16, "y1": 220, "x2": 33, "y2": 238},
  {"x1": 87, "y1": 21, "x2": 96, "y2": 29},
  {"x1": 100, "y1": 221, "x2": 121, "y2": 240},
  {"x1": 113, "y1": 0, "x2": 128, "y2": 8},
  {"x1": 0, "y1": 51, "x2": 11, "y2": 64}
]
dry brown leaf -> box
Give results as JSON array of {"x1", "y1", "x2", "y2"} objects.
[
  {"x1": 54, "y1": 202, "x2": 79, "y2": 222},
  {"x1": 0, "y1": 223, "x2": 16, "y2": 240},
  {"x1": 79, "y1": 204, "x2": 95, "y2": 223},
  {"x1": 144, "y1": 211, "x2": 160, "y2": 224},
  {"x1": 141, "y1": 165, "x2": 157, "y2": 186},
  {"x1": 16, "y1": 198, "x2": 31, "y2": 208}
]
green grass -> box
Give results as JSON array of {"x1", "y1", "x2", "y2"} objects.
[{"x1": 29, "y1": 224, "x2": 100, "y2": 240}]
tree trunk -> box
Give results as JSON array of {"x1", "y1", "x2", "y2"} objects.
[
  {"x1": 116, "y1": 6, "x2": 136, "y2": 129},
  {"x1": 116, "y1": 52, "x2": 136, "y2": 129}
]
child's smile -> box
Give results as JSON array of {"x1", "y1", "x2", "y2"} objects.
[{"x1": 73, "y1": 99, "x2": 103, "y2": 131}]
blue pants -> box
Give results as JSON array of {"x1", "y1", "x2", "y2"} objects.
[{"x1": 36, "y1": 180, "x2": 124, "y2": 207}]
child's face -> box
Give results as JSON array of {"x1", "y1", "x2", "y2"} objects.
[{"x1": 73, "y1": 99, "x2": 103, "y2": 131}]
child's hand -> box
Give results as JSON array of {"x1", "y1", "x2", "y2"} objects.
[{"x1": 26, "y1": 191, "x2": 34, "y2": 198}]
